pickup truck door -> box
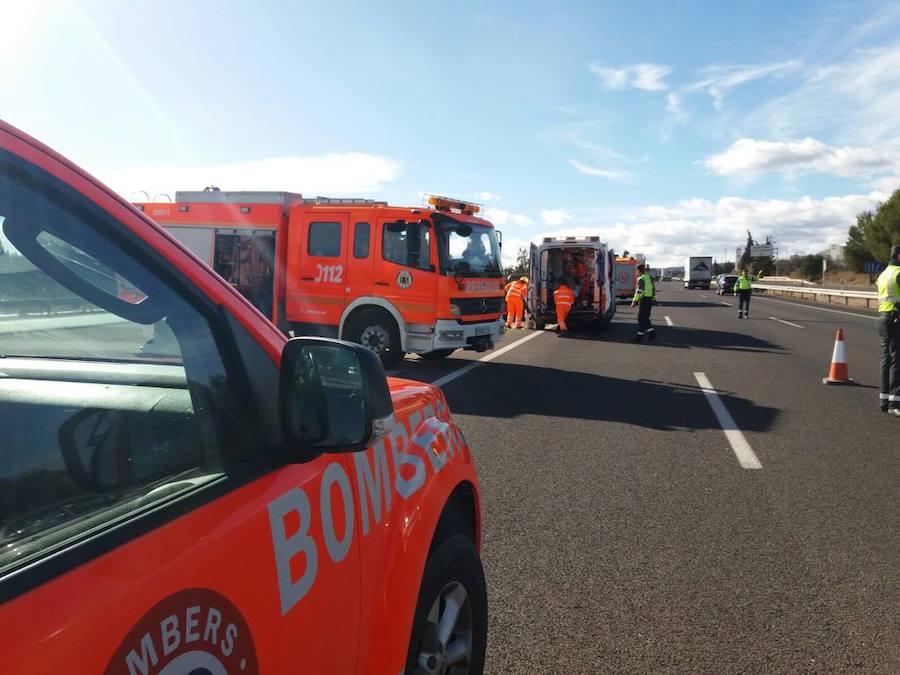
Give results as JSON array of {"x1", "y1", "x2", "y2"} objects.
[{"x1": 0, "y1": 128, "x2": 361, "y2": 674}]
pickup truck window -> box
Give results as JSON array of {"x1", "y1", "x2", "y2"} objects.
[{"x1": 0, "y1": 169, "x2": 242, "y2": 578}]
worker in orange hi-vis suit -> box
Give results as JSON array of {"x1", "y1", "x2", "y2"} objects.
[
  {"x1": 571, "y1": 257, "x2": 589, "y2": 304},
  {"x1": 553, "y1": 279, "x2": 575, "y2": 335},
  {"x1": 505, "y1": 276, "x2": 528, "y2": 329}
]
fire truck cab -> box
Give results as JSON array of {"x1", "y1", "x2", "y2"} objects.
[
  {"x1": 527, "y1": 236, "x2": 616, "y2": 330},
  {"x1": 136, "y1": 192, "x2": 505, "y2": 366}
]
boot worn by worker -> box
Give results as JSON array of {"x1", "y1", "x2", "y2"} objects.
[
  {"x1": 647, "y1": 329, "x2": 656, "y2": 342},
  {"x1": 888, "y1": 408, "x2": 900, "y2": 418}
]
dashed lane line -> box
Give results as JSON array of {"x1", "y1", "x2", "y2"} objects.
[
  {"x1": 769, "y1": 316, "x2": 804, "y2": 329},
  {"x1": 755, "y1": 295, "x2": 878, "y2": 321},
  {"x1": 430, "y1": 330, "x2": 544, "y2": 389},
  {"x1": 664, "y1": 315, "x2": 674, "y2": 326},
  {"x1": 693, "y1": 372, "x2": 762, "y2": 470},
  {"x1": 720, "y1": 300, "x2": 733, "y2": 306}
]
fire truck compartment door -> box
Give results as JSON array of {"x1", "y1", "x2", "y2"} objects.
[{"x1": 163, "y1": 226, "x2": 214, "y2": 266}]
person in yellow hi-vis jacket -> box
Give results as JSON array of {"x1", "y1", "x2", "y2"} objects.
[
  {"x1": 877, "y1": 244, "x2": 900, "y2": 416},
  {"x1": 630, "y1": 264, "x2": 655, "y2": 343},
  {"x1": 733, "y1": 269, "x2": 753, "y2": 319}
]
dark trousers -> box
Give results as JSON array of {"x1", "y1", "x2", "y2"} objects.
[
  {"x1": 637, "y1": 297, "x2": 654, "y2": 334},
  {"x1": 879, "y1": 312, "x2": 900, "y2": 407},
  {"x1": 738, "y1": 289, "x2": 751, "y2": 313}
]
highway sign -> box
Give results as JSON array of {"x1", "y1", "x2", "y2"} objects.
[
  {"x1": 864, "y1": 261, "x2": 883, "y2": 273},
  {"x1": 750, "y1": 244, "x2": 774, "y2": 257}
]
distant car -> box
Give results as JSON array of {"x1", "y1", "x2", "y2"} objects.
[{"x1": 717, "y1": 274, "x2": 739, "y2": 295}]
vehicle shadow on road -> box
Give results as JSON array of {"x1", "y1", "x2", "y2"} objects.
[
  {"x1": 444, "y1": 363, "x2": 778, "y2": 432},
  {"x1": 558, "y1": 322, "x2": 785, "y2": 354}
]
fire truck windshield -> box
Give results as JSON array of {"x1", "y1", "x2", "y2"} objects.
[{"x1": 435, "y1": 217, "x2": 502, "y2": 278}]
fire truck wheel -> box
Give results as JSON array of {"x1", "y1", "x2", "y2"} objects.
[
  {"x1": 346, "y1": 310, "x2": 405, "y2": 367},
  {"x1": 420, "y1": 349, "x2": 455, "y2": 361},
  {"x1": 405, "y1": 534, "x2": 487, "y2": 675}
]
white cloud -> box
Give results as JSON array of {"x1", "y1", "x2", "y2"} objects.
[
  {"x1": 666, "y1": 92, "x2": 684, "y2": 116},
  {"x1": 485, "y1": 207, "x2": 532, "y2": 227},
  {"x1": 474, "y1": 191, "x2": 500, "y2": 202},
  {"x1": 534, "y1": 191, "x2": 884, "y2": 266},
  {"x1": 484, "y1": 207, "x2": 511, "y2": 225},
  {"x1": 566, "y1": 159, "x2": 630, "y2": 181},
  {"x1": 703, "y1": 137, "x2": 893, "y2": 177},
  {"x1": 101, "y1": 153, "x2": 403, "y2": 200},
  {"x1": 541, "y1": 209, "x2": 572, "y2": 226},
  {"x1": 588, "y1": 62, "x2": 670, "y2": 91},
  {"x1": 749, "y1": 45, "x2": 900, "y2": 146},
  {"x1": 688, "y1": 60, "x2": 801, "y2": 109}
]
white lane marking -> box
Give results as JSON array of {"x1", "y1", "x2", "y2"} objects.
[
  {"x1": 699, "y1": 294, "x2": 709, "y2": 298},
  {"x1": 430, "y1": 331, "x2": 544, "y2": 389},
  {"x1": 769, "y1": 316, "x2": 804, "y2": 329},
  {"x1": 693, "y1": 372, "x2": 762, "y2": 470},
  {"x1": 664, "y1": 315, "x2": 674, "y2": 326},
  {"x1": 755, "y1": 295, "x2": 878, "y2": 321},
  {"x1": 720, "y1": 301, "x2": 733, "y2": 306}
]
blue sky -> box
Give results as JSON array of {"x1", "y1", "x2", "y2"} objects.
[{"x1": 3, "y1": 0, "x2": 900, "y2": 266}]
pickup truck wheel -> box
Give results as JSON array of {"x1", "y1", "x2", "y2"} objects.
[
  {"x1": 421, "y1": 349, "x2": 455, "y2": 361},
  {"x1": 405, "y1": 535, "x2": 487, "y2": 675},
  {"x1": 345, "y1": 311, "x2": 404, "y2": 367}
]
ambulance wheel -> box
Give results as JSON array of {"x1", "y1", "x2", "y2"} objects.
[
  {"x1": 421, "y1": 349, "x2": 455, "y2": 361},
  {"x1": 346, "y1": 310, "x2": 404, "y2": 367},
  {"x1": 405, "y1": 534, "x2": 487, "y2": 675},
  {"x1": 532, "y1": 317, "x2": 546, "y2": 330}
]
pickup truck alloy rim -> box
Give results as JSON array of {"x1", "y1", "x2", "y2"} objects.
[
  {"x1": 359, "y1": 324, "x2": 390, "y2": 355},
  {"x1": 415, "y1": 581, "x2": 473, "y2": 675}
]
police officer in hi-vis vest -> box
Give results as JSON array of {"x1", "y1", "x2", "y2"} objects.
[
  {"x1": 630, "y1": 264, "x2": 656, "y2": 343},
  {"x1": 877, "y1": 244, "x2": 900, "y2": 417},
  {"x1": 733, "y1": 269, "x2": 753, "y2": 319}
]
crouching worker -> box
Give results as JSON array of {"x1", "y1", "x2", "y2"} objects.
[
  {"x1": 505, "y1": 275, "x2": 528, "y2": 329},
  {"x1": 554, "y1": 278, "x2": 575, "y2": 336}
]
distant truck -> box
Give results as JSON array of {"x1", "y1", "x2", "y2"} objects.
[
  {"x1": 684, "y1": 256, "x2": 713, "y2": 289},
  {"x1": 527, "y1": 236, "x2": 616, "y2": 330}
]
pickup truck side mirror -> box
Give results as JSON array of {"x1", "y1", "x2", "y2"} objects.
[{"x1": 279, "y1": 337, "x2": 394, "y2": 455}]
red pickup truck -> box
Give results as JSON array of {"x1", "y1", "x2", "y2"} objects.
[{"x1": 0, "y1": 120, "x2": 486, "y2": 674}]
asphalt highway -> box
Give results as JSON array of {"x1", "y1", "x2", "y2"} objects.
[
  {"x1": 3, "y1": 285, "x2": 897, "y2": 673},
  {"x1": 393, "y1": 283, "x2": 900, "y2": 674}
]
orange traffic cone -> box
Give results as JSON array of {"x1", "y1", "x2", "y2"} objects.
[{"x1": 822, "y1": 328, "x2": 853, "y2": 384}]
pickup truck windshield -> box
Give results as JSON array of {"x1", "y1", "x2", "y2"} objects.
[{"x1": 435, "y1": 216, "x2": 502, "y2": 278}]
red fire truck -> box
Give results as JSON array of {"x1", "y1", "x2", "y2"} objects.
[
  {"x1": 134, "y1": 191, "x2": 505, "y2": 365},
  {"x1": 0, "y1": 120, "x2": 487, "y2": 674}
]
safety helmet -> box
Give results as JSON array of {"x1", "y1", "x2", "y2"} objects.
[{"x1": 520, "y1": 276, "x2": 529, "y2": 282}]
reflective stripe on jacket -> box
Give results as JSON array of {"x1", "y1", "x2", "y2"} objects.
[
  {"x1": 734, "y1": 275, "x2": 752, "y2": 291},
  {"x1": 506, "y1": 280, "x2": 527, "y2": 300},
  {"x1": 876, "y1": 263, "x2": 900, "y2": 313},
  {"x1": 554, "y1": 285, "x2": 575, "y2": 308},
  {"x1": 632, "y1": 273, "x2": 654, "y2": 302}
]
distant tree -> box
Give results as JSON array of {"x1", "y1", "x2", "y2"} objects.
[
  {"x1": 503, "y1": 246, "x2": 529, "y2": 280},
  {"x1": 844, "y1": 212, "x2": 871, "y2": 272},
  {"x1": 864, "y1": 189, "x2": 900, "y2": 263},
  {"x1": 798, "y1": 254, "x2": 825, "y2": 280}
]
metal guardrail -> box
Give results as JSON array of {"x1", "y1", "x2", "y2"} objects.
[{"x1": 753, "y1": 283, "x2": 879, "y2": 309}]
